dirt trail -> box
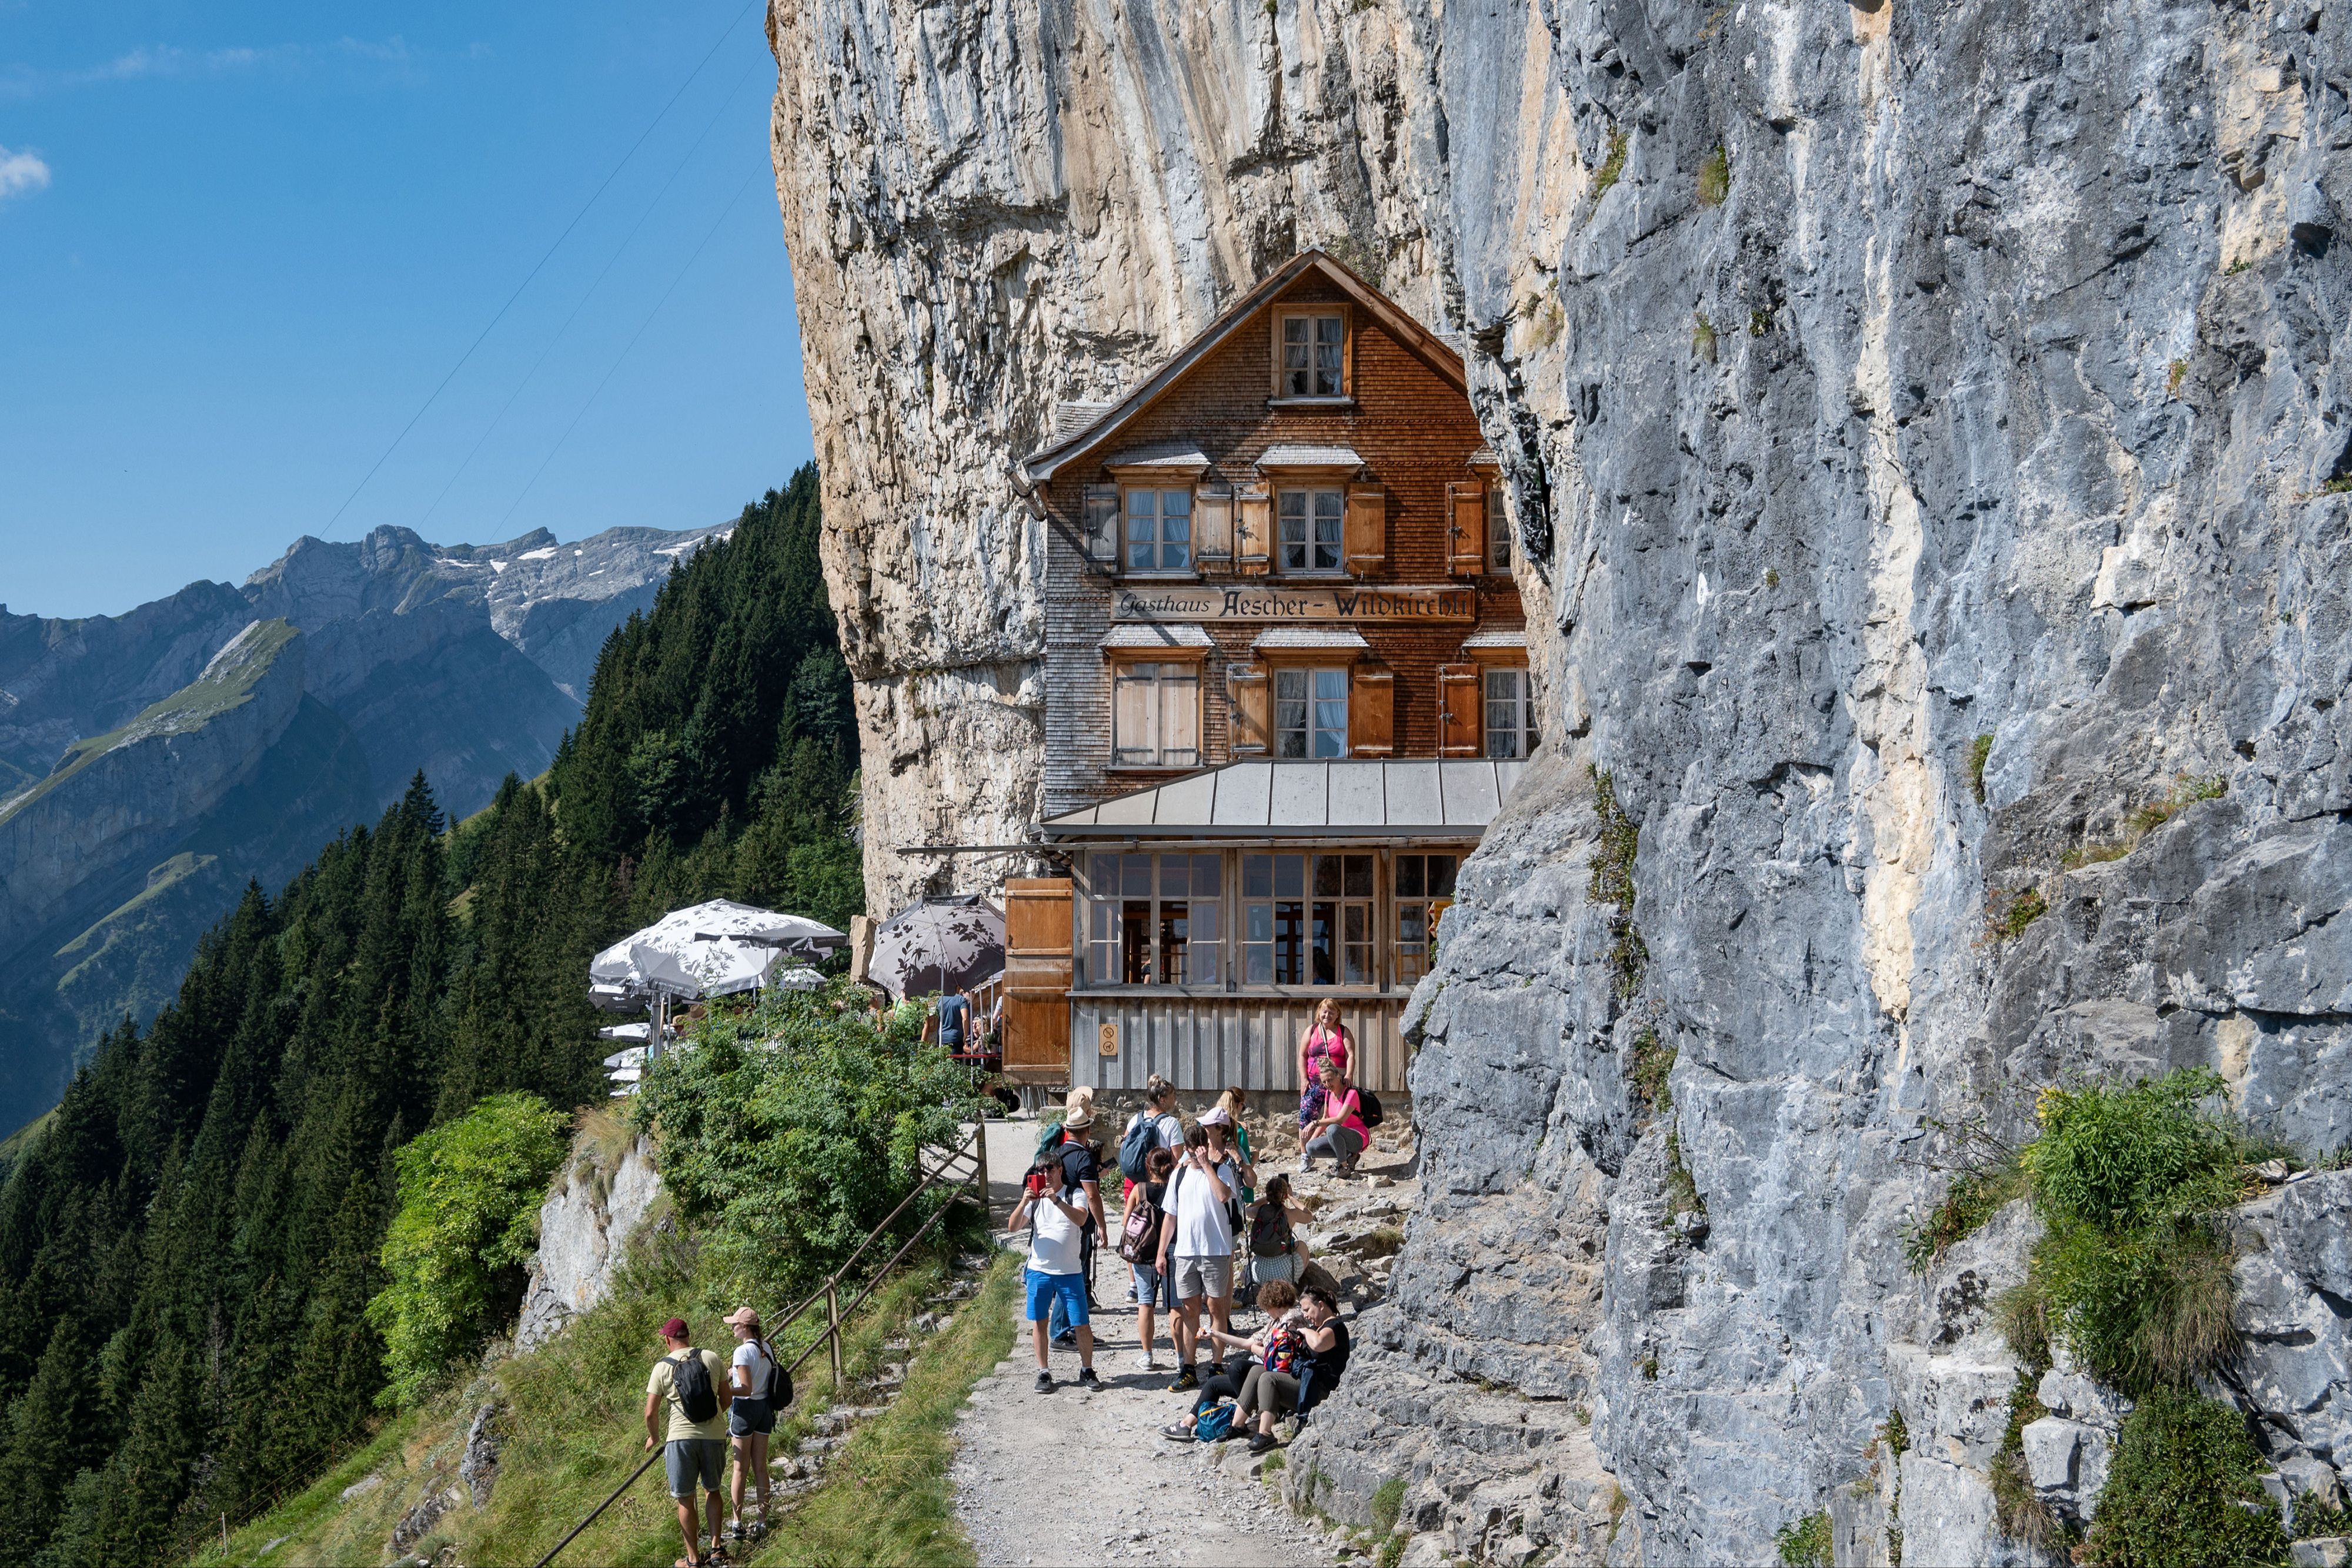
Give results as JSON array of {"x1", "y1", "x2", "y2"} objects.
[{"x1": 950, "y1": 1118, "x2": 1338, "y2": 1567}]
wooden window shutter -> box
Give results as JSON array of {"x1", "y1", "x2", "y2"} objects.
[
  {"x1": 1227, "y1": 662, "x2": 1270, "y2": 755},
  {"x1": 1448, "y1": 483, "x2": 1486, "y2": 577},
  {"x1": 1195, "y1": 484, "x2": 1234, "y2": 563},
  {"x1": 1083, "y1": 485, "x2": 1120, "y2": 565},
  {"x1": 1002, "y1": 878, "x2": 1073, "y2": 1082},
  {"x1": 1344, "y1": 484, "x2": 1386, "y2": 572},
  {"x1": 1348, "y1": 661, "x2": 1394, "y2": 758},
  {"x1": 1438, "y1": 663, "x2": 1481, "y2": 756},
  {"x1": 1234, "y1": 484, "x2": 1272, "y2": 576}
]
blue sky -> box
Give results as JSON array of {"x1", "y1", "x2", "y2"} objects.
[{"x1": 1, "y1": 1, "x2": 813, "y2": 620}]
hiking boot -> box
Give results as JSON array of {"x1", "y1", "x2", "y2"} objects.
[
  {"x1": 1034, "y1": 1369, "x2": 1054, "y2": 1392},
  {"x1": 1166, "y1": 1365, "x2": 1199, "y2": 1393},
  {"x1": 1077, "y1": 1366, "x2": 1102, "y2": 1390}
]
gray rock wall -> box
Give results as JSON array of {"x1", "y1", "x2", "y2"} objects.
[
  {"x1": 516, "y1": 1122, "x2": 663, "y2": 1354},
  {"x1": 769, "y1": 0, "x2": 2352, "y2": 1559}
]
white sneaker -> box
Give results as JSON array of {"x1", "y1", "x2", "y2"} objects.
[{"x1": 1132, "y1": 1351, "x2": 1163, "y2": 1372}]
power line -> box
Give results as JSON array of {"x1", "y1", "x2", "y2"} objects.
[
  {"x1": 495, "y1": 163, "x2": 763, "y2": 530},
  {"x1": 321, "y1": 0, "x2": 761, "y2": 533},
  {"x1": 417, "y1": 59, "x2": 764, "y2": 534}
]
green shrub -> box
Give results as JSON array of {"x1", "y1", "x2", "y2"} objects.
[
  {"x1": 1775, "y1": 1509, "x2": 1832, "y2": 1567},
  {"x1": 2081, "y1": 1389, "x2": 2288, "y2": 1567},
  {"x1": 635, "y1": 979, "x2": 986, "y2": 1308},
  {"x1": 1967, "y1": 733, "x2": 1994, "y2": 804},
  {"x1": 367, "y1": 1092, "x2": 571, "y2": 1408},
  {"x1": 2030, "y1": 1216, "x2": 2238, "y2": 1392},
  {"x1": 2024, "y1": 1070, "x2": 2240, "y2": 1233},
  {"x1": 1697, "y1": 144, "x2": 1730, "y2": 206},
  {"x1": 1589, "y1": 767, "x2": 1647, "y2": 997},
  {"x1": 1370, "y1": 1477, "x2": 1406, "y2": 1537},
  {"x1": 1902, "y1": 1156, "x2": 2027, "y2": 1273},
  {"x1": 1629, "y1": 1027, "x2": 1676, "y2": 1116},
  {"x1": 1985, "y1": 886, "x2": 2048, "y2": 941},
  {"x1": 1988, "y1": 1367, "x2": 2066, "y2": 1550},
  {"x1": 2296, "y1": 1492, "x2": 2352, "y2": 1538}
]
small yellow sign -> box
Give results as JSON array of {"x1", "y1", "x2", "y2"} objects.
[{"x1": 1098, "y1": 1022, "x2": 1119, "y2": 1057}]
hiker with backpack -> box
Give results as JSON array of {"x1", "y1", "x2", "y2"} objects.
[
  {"x1": 1214, "y1": 1086, "x2": 1260, "y2": 1205},
  {"x1": 1042, "y1": 1089, "x2": 1105, "y2": 1347},
  {"x1": 1010, "y1": 1137, "x2": 1104, "y2": 1393},
  {"x1": 1246, "y1": 1172, "x2": 1314, "y2": 1290},
  {"x1": 1301, "y1": 1058, "x2": 1374, "y2": 1175},
  {"x1": 721, "y1": 1306, "x2": 789, "y2": 1545},
  {"x1": 1117, "y1": 1075, "x2": 1184, "y2": 1203},
  {"x1": 644, "y1": 1316, "x2": 735, "y2": 1568},
  {"x1": 1118, "y1": 1145, "x2": 1178, "y2": 1370},
  {"x1": 1157, "y1": 1118, "x2": 1241, "y2": 1392}
]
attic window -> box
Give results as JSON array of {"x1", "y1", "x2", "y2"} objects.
[{"x1": 1275, "y1": 309, "x2": 1347, "y2": 399}]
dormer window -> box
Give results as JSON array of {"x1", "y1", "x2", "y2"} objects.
[{"x1": 1275, "y1": 308, "x2": 1347, "y2": 399}]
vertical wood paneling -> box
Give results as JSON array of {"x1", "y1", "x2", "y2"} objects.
[{"x1": 1067, "y1": 996, "x2": 1408, "y2": 1095}]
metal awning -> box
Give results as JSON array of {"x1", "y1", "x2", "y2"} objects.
[
  {"x1": 1257, "y1": 443, "x2": 1364, "y2": 470},
  {"x1": 1040, "y1": 759, "x2": 1522, "y2": 839}
]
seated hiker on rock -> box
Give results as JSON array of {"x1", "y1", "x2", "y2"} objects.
[
  {"x1": 1293, "y1": 1284, "x2": 1352, "y2": 1425},
  {"x1": 1245, "y1": 1172, "x2": 1314, "y2": 1292},
  {"x1": 1295, "y1": 999, "x2": 1353, "y2": 1154},
  {"x1": 644, "y1": 1315, "x2": 735, "y2": 1568},
  {"x1": 1300, "y1": 1059, "x2": 1369, "y2": 1175},
  {"x1": 1158, "y1": 1278, "x2": 1300, "y2": 1443}
]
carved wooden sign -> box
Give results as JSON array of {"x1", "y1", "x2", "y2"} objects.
[{"x1": 1111, "y1": 584, "x2": 1475, "y2": 623}]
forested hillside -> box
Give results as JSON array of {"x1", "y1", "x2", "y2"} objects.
[{"x1": 0, "y1": 465, "x2": 859, "y2": 1566}]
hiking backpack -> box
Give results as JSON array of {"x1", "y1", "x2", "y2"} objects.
[
  {"x1": 1248, "y1": 1202, "x2": 1294, "y2": 1259},
  {"x1": 1034, "y1": 1118, "x2": 1066, "y2": 1161},
  {"x1": 1118, "y1": 1198, "x2": 1158, "y2": 1263},
  {"x1": 666, "y1": 1352, "x2": 719, "y2": 1424},
  {"x1": 1357, "y1": 1090, "x2": 1385, "y2": 1129},
  {"x1": 1192, "y1": 1401, "x2": 1238, "y2": 1442},
  {"x1": 1118, "y1": 1111, "x2": 1168, "y2": 1183}
]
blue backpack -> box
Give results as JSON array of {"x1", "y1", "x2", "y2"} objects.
[{"x1": 1193, "y1": 1400, "x2": 1238, "y2": 1442}]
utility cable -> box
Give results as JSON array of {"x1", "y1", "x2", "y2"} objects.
[
  {"x1": 321, "y1": 0, "x2": 761, "y2": 532},
  {"x1": 493, "y1": 162, "x2": 761, "y2": 529},
  {"x1": 417, "y1": 59, "x2": 765, "y2": 533}
]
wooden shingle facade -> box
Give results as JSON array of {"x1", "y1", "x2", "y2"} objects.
[{"x1": 1001, "y1": 252, "x2": 1536, "y2": 1098}]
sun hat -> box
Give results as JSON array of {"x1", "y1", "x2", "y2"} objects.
[
  {"x1": 659, "y1": 1317, "x2": 690, "y2": 1340},
  {"x1": 723, "y1": 1306, "x2": 761, "y2": 1330},
  {"x1": 1061, "y1": 1088, "x2": 1096, "y2": 1131},
  {"x1": 1199, "y1": 1106, "x2": 1233, "y2": 1128}
]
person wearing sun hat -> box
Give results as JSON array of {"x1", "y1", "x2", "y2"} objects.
[
  {"x1": 721, "y1": 1306, "x2": 786, "y2": 1545},
  {"x1": 1044, "y1": 1087, "x2": 1104, "y2": 1346}
]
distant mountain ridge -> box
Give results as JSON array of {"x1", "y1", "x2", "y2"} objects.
[{"x1": 0, "y1": 519, "x2": 730, "y2": 1131}]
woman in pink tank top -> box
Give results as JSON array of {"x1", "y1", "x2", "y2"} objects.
[{"x1": 1295, "y1": 998, "x2": 1354, "y2": 1146}]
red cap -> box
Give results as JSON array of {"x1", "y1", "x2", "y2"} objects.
[{"x1": 659, "y1": 1318, "x2": 689, "y2": 1340}]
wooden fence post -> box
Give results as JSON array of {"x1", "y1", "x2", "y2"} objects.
[
  {"x1": 971, "y1": 1123, "x2": 988, "y2": 1226},
  {"x1": 825, "y1": 1282, "x2": 843, "y2": 1392}
]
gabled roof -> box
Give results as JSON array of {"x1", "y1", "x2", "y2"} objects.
[
  {"x1": 1040, "y1": 759, "x2": 1519, "y2": 840},
  {"x1": 1020, "y1": 250, "x2": 1466, "y2": 486}
]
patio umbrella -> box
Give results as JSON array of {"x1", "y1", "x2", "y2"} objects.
[
  {"x1": 867, "y1": 894, "x2": 1005, "y2": 1002},
  {"x1": 589, "y1": 900, "x2": 845, "y2": 1001}
]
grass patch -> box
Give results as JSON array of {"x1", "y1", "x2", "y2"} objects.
[
  {"x1": 2081, "y1": 1388, "x2": 2287, "y2": 1566},
  {"x1": 1696, "y1": 143, "x2": 1730, "y2": 206},
  {"x1": 1591, "y1": 126, "x2": 1631, "y2": 201},
  {"x1": 1774, "y1": 1509, "x2": 1832, "y2": 1566},
  {"x1": 1966, "y1": 733, "x2": 1994, "y2": 804},
  {"x1": 1665, "y1": 1130, "x2": 1705, "y2": 1224},
  {"x1": 2296, "y1": 1492, "x2": 2352, "y2": 1538},
  {"x1": 1693, "y1": 312, "x2": 1718, "y2": 363},
  {"x1": 1630, "y1": 1027, "x2": 1676, "y2": 1116},
  {"x1": 1902, "y1": 1155, "x2": 2027, "y2": 1273},
  {"x1": 1369, "y1": 1476, "x2": 1406, "y2": 1537},
  {"x1": 2167, "y1": 358, "x2": 2187, "y2": 397},
  {"x1": 1749, "y1": 307, "x2": 1772, "y2": 337},
  {"x1": 1589, "y1": 767, "x2": 1647, "y2": 998},
  {"x1": 2061, "y1": 774, "x2": 2227, "y2": 870},
  {"x1": 1984, "y1": 886, "x2": 2048, "y2": 942},
  {"x1": 1988, "y1": 1367, "x2": 2067, "y2": 1552}
]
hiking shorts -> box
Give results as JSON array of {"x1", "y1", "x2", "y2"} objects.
[
  {"x1": 729, "y1": 1395, "x2": 775, "y2": 1437},
  {"x1": 1173, "y1": 1253, "x2": 1234, "y2": 1302},
  {"x1": 665, "y1": 1437, "x2": 726, "y2": 1498},
  {"x1": 1025, "y1": 1267, "x2": 1090, "y2": 1328},
  {"x1": 1249, "y1": 1251, "x2": 1299, "y2": 1289},
  {"x1": 1132, "y1": 1258, "x2": 1178, "y2": 1313}
]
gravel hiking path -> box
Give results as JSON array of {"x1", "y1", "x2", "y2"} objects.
[{"x1": 951, "y1": 1118, "x2": 1336, "y2": 1567}]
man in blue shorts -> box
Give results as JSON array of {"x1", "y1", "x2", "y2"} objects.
[{"x1": 1009, "y1": 1146, "x2": 1102, "y2": 1393}]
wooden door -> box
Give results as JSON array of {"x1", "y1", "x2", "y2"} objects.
[{"x1": 1001, "y1": 878, "x2": 1074, "y2": 1083}]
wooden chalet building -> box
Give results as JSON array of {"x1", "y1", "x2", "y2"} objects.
[{"x1": 999, "y1": 251, "x2": 1534, "y2": 1101}]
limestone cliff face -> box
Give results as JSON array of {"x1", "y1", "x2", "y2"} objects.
[{"x1": 770, "y1": 0, "x2": 2352, "y2": 1559}]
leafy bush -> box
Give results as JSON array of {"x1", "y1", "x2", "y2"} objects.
[
  {"x1": 1775, "y1": 1509, "x2": 1832, "y2": 1566},
  {"x1": 2080, "y1": 1389, "x2": 2288, "y2": 1567},
  {"x1": 634, "y1": 981, "x2": 985, "y2": 1308},
  {"x1": 2296, "y1": 1491, "x2": 2352, "y2": 1539},
  {"x1": 2024, "y1": 1071, "x2": 2241, "y2": 1233},
  {"x1": 368, "y1": 1093, "x2": 571, "y2": 1408},
  {"x1": 1985, "y1": 886, "x2": 2048, "y2": 941}
]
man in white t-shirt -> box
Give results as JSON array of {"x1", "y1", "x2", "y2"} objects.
[
  {"x1": 1155, "y1": 1114, "x2": 1240, "y2": 1392},
  {"x1": 1010, "y1": 1146, "x2": 1102, "y2": 1393}
]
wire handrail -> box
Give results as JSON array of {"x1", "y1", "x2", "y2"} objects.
[{"x1": 529, "y1": 1123, "x2": 990, "y2": 1568}]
